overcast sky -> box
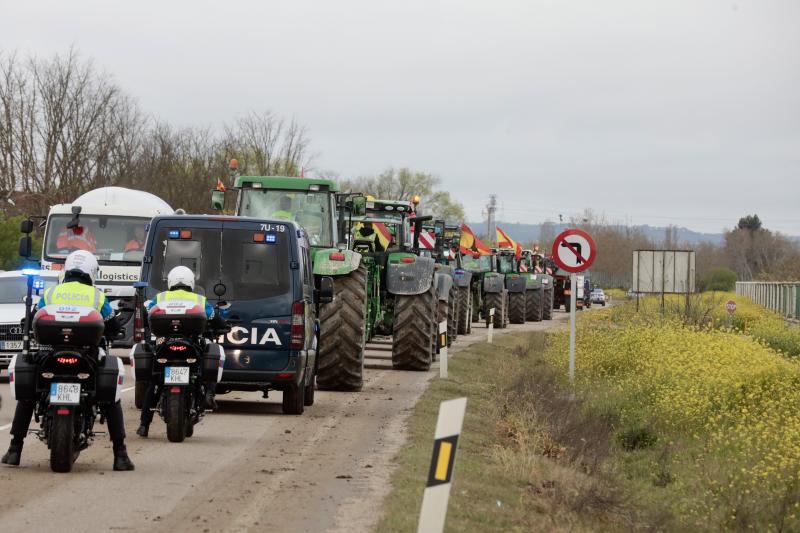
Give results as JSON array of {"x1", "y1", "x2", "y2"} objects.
[{"x1": 2, "y1": 0, "x2": 798, "y2": 234}]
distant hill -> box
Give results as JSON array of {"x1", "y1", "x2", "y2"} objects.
[{"x1": 467, "y1": 221, "x2": 727, "y2": 246}]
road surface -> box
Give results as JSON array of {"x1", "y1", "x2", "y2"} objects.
[{"x1": 0, "y1": 312, "x2": 571, "y2": 532}]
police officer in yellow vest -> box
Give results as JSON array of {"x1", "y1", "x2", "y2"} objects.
[
  {"x1": 272, "y1": 195, "x2": 294, "y2": 221},
  {"x1": 2, "y1": 250, "x2": 135, "y2": 471},
  {"x1": 136, "y1": 266, "x2": 221, "y2": 438}
]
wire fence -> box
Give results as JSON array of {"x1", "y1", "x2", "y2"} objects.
[{"x1": 736, "y1": 282, "x2": 800, "y2": 319}]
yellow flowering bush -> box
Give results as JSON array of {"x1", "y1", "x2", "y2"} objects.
[{"x1": 544, "y1": 302, "x2": 800, "y2": 529}]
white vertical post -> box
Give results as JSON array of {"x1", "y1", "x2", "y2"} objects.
[
  {"x1": 439, "y1": 320, "x2": 448, "y2": 379},
  {"x1": 417, "y1": 397, "x2": 468, "y2": 533},
  {"x1": 569, "y1": 273, "x2": 577, "y2": 383},
  {"x1": 487, "y1": 307, "x2": 495, "y2": 344}
]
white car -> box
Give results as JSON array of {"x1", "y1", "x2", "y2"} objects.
[
  {"x1": 0, "y1": 270, "x2": 60, "y2": 369},
  {"x1": 590, "y1": 289, "x2": 606, "y2": 305}
]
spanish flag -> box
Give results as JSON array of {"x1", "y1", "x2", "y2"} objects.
[
  {"x1": 459, "y1": 224, "x2": 491, "y2": 258},
  {"x1": 496, "y1": 226, "x2": 522, "y2": 261},
  {"x1": 215, "y1": 178, "x2": 226, "y2": 192}
]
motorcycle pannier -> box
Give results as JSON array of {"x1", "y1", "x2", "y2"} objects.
[
  {"x1": 9, "y1": 354, "x2": 37, "y2": 401},
  {"x1": 132, "y1": 343, "x2": 154, "y2": 382},
  {"x1": 32, "y1": 306, "x2": 105, "y2": 346},
  {"x1": 96, "y1": 355, "x2": 123, "y2": 404},
  {"x1": 148, "y1": 302, "x2": 207, "y2": 336},
  {"x1": 202, "y1": 342, "x2": 223, "y2": 383}
]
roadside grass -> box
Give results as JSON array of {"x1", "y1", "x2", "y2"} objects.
[
  {"x1": 379, "y1": 298, "x2": 800, "y2": 531},
  {"x1": 377, "y1": 333, "x2": 639, "y2": 532}
]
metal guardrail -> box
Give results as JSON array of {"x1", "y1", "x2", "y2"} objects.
[{"x1": 736, "y1": 282, "x2": 800, "y2": 319}]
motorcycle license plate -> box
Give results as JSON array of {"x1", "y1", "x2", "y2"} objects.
[
  {"x1": 164, "y1": 366, "x2": 190, "y2": 385},
  {"x1": 49, "y1": 383, "x2": 81, "y2": 405}
]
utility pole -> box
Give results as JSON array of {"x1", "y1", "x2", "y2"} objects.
[{"x1": 485, "y1": 194, "x2": 497, "y2": 243}]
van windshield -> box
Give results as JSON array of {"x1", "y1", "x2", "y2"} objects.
[
  {"x1": 149, "y1": 227, "x2": 291, "y2": 301},
  {"x1": 44, "y1": 215, "x2": 149, "y2": 263}
]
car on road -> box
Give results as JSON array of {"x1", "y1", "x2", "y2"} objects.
[
  {"x1": 590, "y1": 288, "x2": 606, "y2": 306},
  {"x1": 133, "y1": 215, "x2": 334, "y2": 415},
  {"x1": 0, "y1": 270, "x2": 60, "y2": 369}
]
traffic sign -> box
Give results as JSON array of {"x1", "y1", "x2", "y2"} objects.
[
  {"x1": 726, "y1": 300, "x2": 736, "y2": 315},
  {"x1": 551, "y1": 229, "x2": 596, "y2": 273}
]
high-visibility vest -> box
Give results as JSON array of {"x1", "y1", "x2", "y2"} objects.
[
  {"x1": 43, "y1": 281, "x2": 105, "y2": 313},
  {"x1": 155, "y1": 289, "x2": 207, "y2": 310},
  {"x1": 272, "y1": 210, "x2": 294, "y2": 221}
]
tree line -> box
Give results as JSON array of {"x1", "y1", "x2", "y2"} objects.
[{"x1": 0, "y1": 49, "x2": 464, "y2": 269}]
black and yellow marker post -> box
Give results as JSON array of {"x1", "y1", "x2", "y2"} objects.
[{"x1": 417, "y1": 397, "x2": 468, "y2": 533}]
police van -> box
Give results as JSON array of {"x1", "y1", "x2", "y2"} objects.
[{"x1": 134, "y1": 215, "x2": 333, "y2": 414}]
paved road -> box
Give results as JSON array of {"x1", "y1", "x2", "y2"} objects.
[{"x1": 0, "y1": 312, "x2": 571, "y2": 533}]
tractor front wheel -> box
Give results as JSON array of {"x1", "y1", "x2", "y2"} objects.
[
  {"x1": 393, "y1": 285, "x2": 435, "y2": 371},
  {"x1": 509, "y1": 292, "x2": 526, "y2": 324}
]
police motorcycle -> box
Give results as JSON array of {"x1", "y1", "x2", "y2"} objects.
[
  {"x1": 8, "y1": 300, "x2": 126, "y2": 473},
  {"x1": 131, "y1": 289, "x2": 230, "y2": 443}
]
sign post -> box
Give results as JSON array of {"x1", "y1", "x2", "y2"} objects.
[
  {"x1": 552, "y1": 229, "x2": 596, "y2": 385},
  {"x1": 726, "y1": 299, "x2": 736, "y2": 328}
]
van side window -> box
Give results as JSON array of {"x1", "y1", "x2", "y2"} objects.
[{"x1": 299, "y1": 244, "x2": 312, "y2": 299}]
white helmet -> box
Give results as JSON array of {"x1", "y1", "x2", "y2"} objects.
[
  {"x1": 167, "y1": 266, "x2": 195, "y2": 291},
  {"x1": 64, "y1": 250, "x2": 99, "y2": 284}
]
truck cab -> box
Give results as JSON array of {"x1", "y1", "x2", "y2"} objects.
[
  {"x1": 40, "y1": 187, "x2": 174, "y2": 345},
  {"x1": 136, "y1": 215, "x2": 332, "y2": 414}
]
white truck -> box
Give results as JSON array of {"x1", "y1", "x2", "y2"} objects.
[{"x1": 40, "y1": 187, "x2": 174, "y2": 345}]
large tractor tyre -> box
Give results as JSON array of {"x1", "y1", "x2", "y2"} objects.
[
  {"x1": 542, "y1": 289, "x2": 554, "y2": 320},
  {"x1": 484, "y1": 292, "x2": 506, "y2": 329},
  {"x1": 49, "y1": 410, "x2": 77, "y2": 473},
  {"x1": 509, "y1": 292, "x2": 527, "y2": 324},
  {"x1": 317, "y1": 265, "x2": 367, "y2": 391},
  {"x1": 165, "y1": 393, "x2": 187, "y2": 443},
  {"x1": 447, "y1": 287, "x2": 457, "y2": 346},
  {"x1": 393, "y1": 285, "x2": 436, "y2": 371},
  {"x1": 282, "y1": 381, "x2": 306, "y2": 415},
  {"x1": 134, "y1": 380, "x2": 147, "y2": 410},
  {"x1": 526, "y1": 289, "x2": 543, "y2": 322},
  {"x1": 457, "y1": 287, "x2": 472, "y2": 335}
]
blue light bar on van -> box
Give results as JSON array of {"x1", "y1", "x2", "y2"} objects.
[
  {"x1": 168, "y1": 230, "x2": 180, "y2": 239},
  {"x1": 265, "y1": 233, "x2": 277, "y2": 244}
]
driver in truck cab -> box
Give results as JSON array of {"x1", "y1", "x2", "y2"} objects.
[
  {"x1": 55, "y1": 223, "x2": 97, "y2": 253},
  {"x1": 136, "y1": 266, "x2": 224, "y2": 438},
  {"x1": 1, "y1": 250, "x2": 134, "y2": 471}
]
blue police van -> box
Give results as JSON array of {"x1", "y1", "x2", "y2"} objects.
[{"x1": 133, "y1": 215, "x2": 333, "y2": 415}]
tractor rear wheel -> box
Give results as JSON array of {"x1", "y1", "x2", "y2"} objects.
[
  {"x1": 509, "y1": 292, "x2": 526, "y2": 324},
  {"x1": 447, "y1": 286, "x2": 457, "y2": 346},
  {"x1": 542, "y1": 288, "x2": 554, "y2": 320},
  {"x1": 317, "y1": 265, "x2": 367, "y2": 391},
  {"x1": 485, "y1": 292, "x2": 506, "y2": 329},
  {"x1": 526, "y1": 289, "x2": 543, "y2": 322},
  {"x1": 457, "y1": 286, "x2": 472, "y2": 335},
  {"x1": 393, "y1": 284, "x2": 435, "y2": 371}
]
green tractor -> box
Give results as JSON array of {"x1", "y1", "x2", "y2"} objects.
[
  {"x1": 518, "y1": 249, "x2": 555, "y2": 322},
  {"x1": 351, "y1": 199, "x2": 439, "y2": 370},
  {"x1": 419, "y1": 220, "x2": 466, "y2": 347},
  {"x1": 461, "y1": 251, "x2": 495, "y2": 326},
  {"x1": 211, "y1": 173, "x2": 369, "y2": 391},
  {"x1": 443, "y1": 223, "x2": 474, "y2": 336},
  {"x1": 493, "y1": 248, "x2": 528, "y2": 325}
]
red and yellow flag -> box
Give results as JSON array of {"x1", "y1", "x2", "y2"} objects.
[
  {"x1": 373, "y1": 222, "x2": 392, "y2": 249},
  {"x1": 459, "y1": 224, "x2": 491, "y2": 258},
  {"x1": 215, "y1": 178, "x2": 226, "y2": 192},
  {"x1": 496, "y1": 226, "x2": 522, "y2": 261}
]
